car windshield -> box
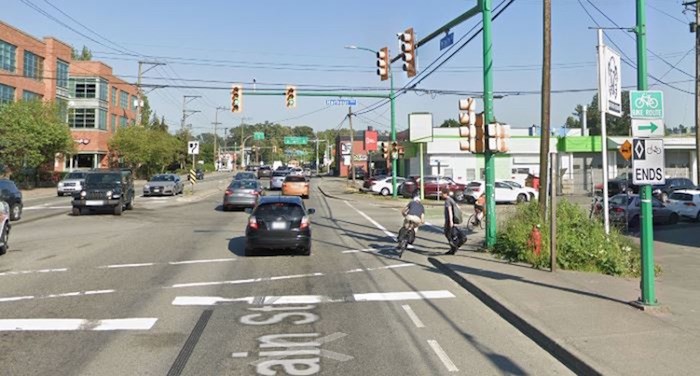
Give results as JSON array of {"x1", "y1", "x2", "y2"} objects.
[
  {"x1": 235, "y1": 173, "x2": 255, "y2": 180},
  {"x1": 150, "y1": 175, "x2": 173, "y2": 182},
  {"x1": 230, "y1": 180, "x2": 257, "y2": 189},
  {"x1": 85, "y1": 173, "x2": 121, "y2": 186},
  {"x1": 285, "y1": 176, "x2": 306, "y2": 183},
  {"x1": 66, "y1": 172, "x2": 86, "y2": 179},
  {"x1": 272, "y1": 171, "x2": 286, "y2": 177},
  {"x1": 254, "y1": 203, "x2": 305, "y2": 219}
]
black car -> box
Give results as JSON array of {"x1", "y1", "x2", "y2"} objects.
[
  {"x1": 0, "y1": 179, "x2": 23, "y2": 221},
  {"x1": 347, "y1": 168, "x2": 367, "y2": 180},
  {"x1": 195, "y1": 169, "x2": 204, "y2": 180},
  {"x1": 653, "y1": 178, "x2": 696, "y2": 202},
  {"x1": 257, "y1": 166, "x2": 272, "y2": 179},
  {"x1": 245, "y1": 196, "x2": 315, "y2": 256},
  {"x1": 607, "y1": 179, "x2": 635, "y2": 196},
  {"x1": 72, "y1": 169, "x2": 135, "y2": 216}
]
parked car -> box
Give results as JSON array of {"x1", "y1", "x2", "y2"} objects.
[
  {"x1": 463, "y1": 180, "x2": 530, "y2": 204},
  {"x1": 652, "y1": 178, "x2": 696, "y2": 202},
  {"x1": 270, "y1": 170, "x2": 288, "y2": 190},
  {"x1": 501, "y1": 180, "x2": 538, "y2": 201},
  {"x1": 245, "y1": 195, "x2": 315, "y2": 256},
  {"x1": 143, "y1": 174, "x2": 183, "y2": 196},
  {"x1": 57, "y1": 171, "x2": 88, "y2": 196},
  {"x1": 667, "y1": 190, "x2": 700, "y2": 222},
  {"x1": 195, "y1": 169, "x2": 205, "y2": 180},
  {"x1": 608, "y1": 194, "x2": 678, "y2": 227},
  {"x1": 400, "y1": 176, "x2": 466, "y2": 201},
  {"x1": 234, "y1": 172, "x2": 257, "y2": 181},
  {"x1": 222, "y1": 179, "x2": 264, "y2": 211},
  {"x1": 245, "y1": 165, "x2": 259, "y2": 172},
  {"x1": 257, "y1": 166, "x2": 272, "y2": 179},
  {"x1": 370, "y1": 176, "x2": 406, "y2": 196},
  {"x1": 0, "y1": 179, "x2": 23, "y2": 221},
  {"x1": 363, "y1": 175, "x2": 387, "y2": 190},
  {"x1": 0, "y1": 201, "x2": 10, "y2": 255},
  {"x1": 347, "y1": 168, "x2": 367, "y2": 180},
  {"x1": 72, "y1": 169, "x2": 135, "y2": 216},
  {"x1": 282, "y1": 175, "x2": 310, "y2": 199},
  {"x1": 594, "y1": 176, "x2": 639, "y2": 197}
]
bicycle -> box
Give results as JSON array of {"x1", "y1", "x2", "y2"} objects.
[
  {"x1": 589, "y1": 195, "x2": 603, "y2": 219},
  {"x1": 634, "y1": 94, "x2": 659, "y2": 109},
  {"x1": 466, "y1": 211, "x2": 486, "y2": 232},
  {"x1": 396, "y1": 219, "x2": 420, "y2": 257}
]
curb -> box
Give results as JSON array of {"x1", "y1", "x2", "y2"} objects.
[{"x1": 428, "y1": 256, "x2": 612, "y2": 376}]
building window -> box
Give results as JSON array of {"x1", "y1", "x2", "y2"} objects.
[
  {"x1": 0, "y1": 83, "x2": 15, "y2": 104},
  {"x1": 0, "y1": 40, "x2": 16, "y2": 72},
  {"x1": 130, "y1": 95, "x2": 137, "y2": 110},
  {"x1": 120, "y1": 116, "x2": 127, "y2": 127},
  {"x1": 56, "y1": 97, "x2": 68, "y2": 123},
  {"x1": 22, "y1": 90, "x2": 42, "y2": 101},
  {"x1": 23, "y1": 51, "x2": 44, "y2": 80},
  {"x1": 119, "y1": 91, "x2": 128, "y2": 109},
  {"x1": 56, "y1": 60, "x2": 69, "y2": 89},
  {"x1": 111, "y1": 87, "x2": 117, "y2": 104},
  {"x1": 99, "y1": 79, "x2": 108, "y2": 101},
  {"x1": 70, "y1": 78, "x2": 97, "y2": 98},
  {"x1": 98, "y1": 109, "x2": 107, "y2": 130},
  {"x1": 111, "y1": 114, "x2": 117, "y2": 130},
  {"x1": 68, "y1": 108, "x2": 96, "y2": 128}
]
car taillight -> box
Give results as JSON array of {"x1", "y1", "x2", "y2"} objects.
[
  {"x1": 248, "y1": 216, "x2": 258, "y2": 230},
  {"x1": 612, "y1": 207, "x2": 624, "y2": 213},
  {"x1": 225, "y1": 189, "x2": 233, "y2": 196},
  {"x1": 300, "y1": 216, "x2": 309, "y2": 229}
]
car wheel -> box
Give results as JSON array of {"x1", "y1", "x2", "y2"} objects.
[
  {"x1": 10, "y1": 204, "x2": 21, "y2": 221},
  {"x1": 516, "y1": 194, "x2": 527, "y2": 204},
  {"x1": 529, "y1": 193, "x2": 535, "y2": 200},
  {"x1": 57, "y1": 192, "x2": 63, "y2": 197},
  {"x1": 661, "y1": 192, "x2": 668, "y2": 202},
  {"x1": 0, "y1": 225, "x2": 9, "y2": 255},
  {"x1": 454, "y1": 191, "x2": 465, "y2": 202},
  {"x1": 380, "y1": 188, "x2": 390, "y2": 196},
  {"x1": 629, "y1": 215, "x2": 640, "y2": 228},
  {"x1": 72, "y1": 207, "x2": 81, "y2": 216},
  {"x1": 113, "y1": 204, "x2": 123, "y2": 216},
  {"x1": 125, "y1": 200, "x2": 133, "y2": 210},
  {"x1": 300, "y1": 244, "x2": 311, "y2": 256},
  {"x1": 669, "y1": 213, "x2": 679, "y2": 225}
]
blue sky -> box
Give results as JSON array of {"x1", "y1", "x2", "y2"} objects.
[{"x1": 4, "y1": 0, "x2": 696, "y2": 135}]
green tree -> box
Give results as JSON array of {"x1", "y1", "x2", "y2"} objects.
[
  {"x1": 0, "y1": 101, "x2": 74, "y2": 175},
  {"x1": 571, "y1": 92, "x2": 631, "y2": 136},
  {"x1": 72, "y1": 45, "x2": 92, "y2": 61},
  {"x1": 109, "y1": 126, "x2": 180, "y2": 177},
  {"x1": 139, "y1": 95, "x2": 153, "y2": 127},
  {"x1": 439, "y1": 119, "x2": 460, "y2": 128}
]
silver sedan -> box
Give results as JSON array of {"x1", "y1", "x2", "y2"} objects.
[{"x1": 143, "y1": 174, "x2": 183, "y2": 196}]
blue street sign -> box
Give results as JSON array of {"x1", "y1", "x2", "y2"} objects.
[
  {"x1": 325, "y1": 99, "x2": 357, "y2": 106},
  {"x1": 440, "y1": 32, "x2": 454, "y2": 50}
]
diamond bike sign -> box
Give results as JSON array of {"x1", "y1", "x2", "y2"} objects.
[
  {"x1": 632, "y1": 138, "x2": 665, "y2": 185},
  {"x1": 630, "y1": 90, "x2": 663, "y2": 119}
]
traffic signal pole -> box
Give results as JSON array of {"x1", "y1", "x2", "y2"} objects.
[
  {"x1": 482, "y1": 0, "x2": 497, "y2": 248},
  {"x1": 390, "y1": 70, "x2": 398, "y2": 199},
  {"x1": 635, "y1": 0, "x2": 657, "y2": 306}
]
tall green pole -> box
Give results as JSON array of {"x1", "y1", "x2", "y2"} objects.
[
  {"x1": 482, "y1": 0, "x2": 496, "y2": 248},
  {"x1": 390, "y1": 70, "x2": 398, "y2": 199},
  {"x1": 636, "y1": 0, "x2": 657, "y2": 305}
]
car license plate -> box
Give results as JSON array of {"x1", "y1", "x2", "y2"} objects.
[
  {"x1": 85, "y1": 200, "x2": 103, "y2": 206},
  {"x1": 153, "y1": 189, "x2": 160, "y2": 192},
  {"x1": 271, "y1": 221, "x2": 286, "y2": 230}
]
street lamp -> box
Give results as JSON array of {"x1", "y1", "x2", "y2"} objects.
[{"x1": 345, "y1": 45, "x2": 398, "y2": 199}]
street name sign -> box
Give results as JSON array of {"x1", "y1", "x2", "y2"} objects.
[
  {"x1": 284, "y1": 136, "x2": 308, "y2": 145},
  {"x1": 631, "y1": 119, "x2": 664, "y2": 138},
  {"x1": 187, "y1": 141, "x2": 200, "y2": 155},
  {"x1": 326, "y1": 99, "x2": 357, "y2": 106},
  {"x1": 630, "y1": 90, "x2": 664, "y2": 119},
  {"x1": 253, "y1": 132, "x2": 265, "y2": 140},
  {"x1": 632, "y1": 138, "x2": 665, "y2": 185}
]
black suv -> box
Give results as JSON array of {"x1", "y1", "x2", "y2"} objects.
[
  {"x1": 72, "y1": 169, "x2": 134, "y2": 216},
  {"x1": 257, "y1": 166, "x2": 272, "y2": 179},
  {"x1": 0, "y1": 179, "x2": 23, "y2": 221},
  {"x1": 653, "y1": 178, "x2": 696, "y2": 202}
]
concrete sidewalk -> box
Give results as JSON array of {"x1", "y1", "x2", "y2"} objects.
[{"x1": 430, "y1": 248, "x2": 700, "y2": 376}]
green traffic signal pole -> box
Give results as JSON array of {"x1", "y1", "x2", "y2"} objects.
[
  {"x1": 482, "y1": 0, "x2": 497, "y2": 249},
  {"x1": 635, "y1": 0, "x2": 657, "y2": 306},
  {"x1": 390, "y1": 69, "x2": 398, "y2": 199}
]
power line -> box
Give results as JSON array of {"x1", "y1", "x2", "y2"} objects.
[{"x1": 648, "y1": 2, "x2": 688, "y2": 24}]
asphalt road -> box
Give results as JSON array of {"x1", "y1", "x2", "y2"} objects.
[{"x1": 0, "y1": 177, "x2": 573, "y2": 375}]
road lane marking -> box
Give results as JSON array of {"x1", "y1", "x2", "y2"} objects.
[
  {"x1": 0, "y1": 289, "x2": 115, "y2": 303},
  {"x1": 344, "y1": 201, "x2": 396, "y2": 239},
  {"x1": 168, "y1": 258, "x2": 237, "y2": 265},
  {"x1": 0, "y1": 296, "x2": 34, "y2": 303},
  {"x1": 0, "y1": 268, "x2": 68, "y2": 277},
  {"x1": 345, "y1": 264, "x2": 415, "y2": 273},
  {"x1": 172, "y1": 290, "x2": 456, "y2": 306},
  {"x1": 428, "y1": 340, "x2": 459, "y2": 372},
  {"x1": 401, "y1": 305, "x2": 425, "y2": 328},
  {"x1": 98, "y1": 262, "x2": 156, "y2": 269},
  {"x1": 0, "y1": 318, "x2": 157, "y2": 331},
  {"x1": 98, "y1": 258, "x2": 237, "y2": 270},
  {"x1": 23, "y1": 206, "x2": 72, "y2": 210},
  {"x1": 231, "y1": 352, "x2": 249, "y2": 358},
  {"x1": 170, "y1": 273, "x2": 325, "y2": 289},
  {"x1": 341, "y1": 248, "x2": 380, "y2": 254}
]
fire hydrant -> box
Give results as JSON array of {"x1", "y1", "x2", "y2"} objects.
[{"x1": 528, "y1": 224, "x2": 542, "y2": 256}]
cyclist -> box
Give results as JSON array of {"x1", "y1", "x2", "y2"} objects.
[
  {"x1": 401, "y1": 195, "x2": 425, "y2": 234},
  {"x1": 473, "y1": 193, "x2": 486, "y2": 226}
]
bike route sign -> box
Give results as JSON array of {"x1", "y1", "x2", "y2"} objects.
[
  {"x1": 632, "y1": 138, "x2": 665, "y2": 185},
  {"x1": 630, "y1": 90, "x2": 663, "y2": 119}
]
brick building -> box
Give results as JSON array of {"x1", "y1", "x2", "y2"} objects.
[{"x1": 0, "y1": 21, "x2": 138, "y2": 172}]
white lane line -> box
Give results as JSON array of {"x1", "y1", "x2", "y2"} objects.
[
  {"x1": 168, "y1": 258, "x2": 236, "y2": 265},
  {"x1": 427, "y1": 339, "x2": 459, "y2": 372},
  {"x1": 0, "y1": 318, "x2": 157, "y2": 331},
  {"x1": 401, "y1": 304, "x2": 425, "y2": 328},
  {"x1": 344, "y1": 201, "x2": 396, "y2": 239},
  {"x1": 231, "y1": 352, "x2": 249, "y2": 358},
  {"x1": 0, "y1": 296, "x2": 34, "y2": 303},
  {"x1": 341, "y1": 248, "x2": 380, "y2": 254},
  {"x1": 345, "y1": 264, "x2": 415, "y2": 273},
  {"x1": 98, "y1": 263, "x2": 156, "y2": 269},
  {"x1": 171, "y1": 290, "x2": 456, "y2": 306},
  {"x1": 169, "y1": 272, "x2": 324, "y2": 289},
  {"x1": 0, "y1": 268, "x2": 68, "y2": 277},
  {"x1": 23, "y1": 206, "x2": 72, "y2": 210},
  {"x1": 0, "y1": 289, "x2": 115, "y2": 303}
]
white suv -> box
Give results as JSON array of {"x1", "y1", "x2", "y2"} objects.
[
  {"x1": 464, "y1": 180, "x2": 530, "y2": 204},
  {"x1": 667, "y1": 190, "x2": 700, "y2": 222}
]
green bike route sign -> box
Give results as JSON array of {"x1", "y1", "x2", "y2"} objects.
[{"x1": 629, "y1": 90, "x2": 663, "y2": 119}]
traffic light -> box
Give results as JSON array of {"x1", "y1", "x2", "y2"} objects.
[
  {"x1": 475, "y1": 113, "x2": 486, "y2": 153},
  {"x1": 376, "y1": 47, "x2": 390, "y2": 81},
  {"x1": 286, "y1": 86, "x2": 297, "y2": 109},
  {"x1": 231, "y1": 85, "x2": 242, "y2": 113},
  {"x1": 458, "y1": 98, "x2": 476, "y2": 152},
  {"x1": 486, "y1": 123, "x2": 511, "y2": 153},
  {"x1": 391, "y1": 141, "x2": 399, "y2": 158},
  {"x1": 398, "y1": 27, "x2": 416, "y2": 78},
  {"x1": 380, "y1": 142, "x2": 389, "y2": 159}
]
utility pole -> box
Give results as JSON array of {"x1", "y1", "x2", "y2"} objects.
[
  {"x1": 181, "y1": 95, "x2": 201, "y2": 131},
  {"x1": 213, "y1": 106, "x2": 228, "y2": 171},
  {"x1": 136, "y1": 61, "x2": 165, "y2": 126},
  {"x1": 538, "y1": 0, "x2": 552, "y2": 221},
  {"x1": 482, "y1": 0, "x2": 497, "y2": 248},
  {"x1": 688, "y1": 1, "x2": 700, "y2": 185},
  {"x1": 348, "y1": 106, "x2": 356, "y2": 186},
  {"x1": 238, "y1": 117, "x2": 253, "y2": 169}
]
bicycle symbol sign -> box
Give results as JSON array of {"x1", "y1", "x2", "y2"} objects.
[{"x1": 630, "y1": 90, "x2": 664, "y2": 119}]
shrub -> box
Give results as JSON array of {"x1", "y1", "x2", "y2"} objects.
[{"x1": 493, "y1": 199, "x2": 649, "y2": 277}]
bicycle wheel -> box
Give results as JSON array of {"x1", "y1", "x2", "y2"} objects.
[
  {"x1": 466, "y1": 214, "x2": 476, "y2": 232},
  {"x1": 397, "y1": 227, "x2": 408, "y2": 250},
  {"x1": 479, "y1": 216, "x2": 486, "y2": 229}
]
